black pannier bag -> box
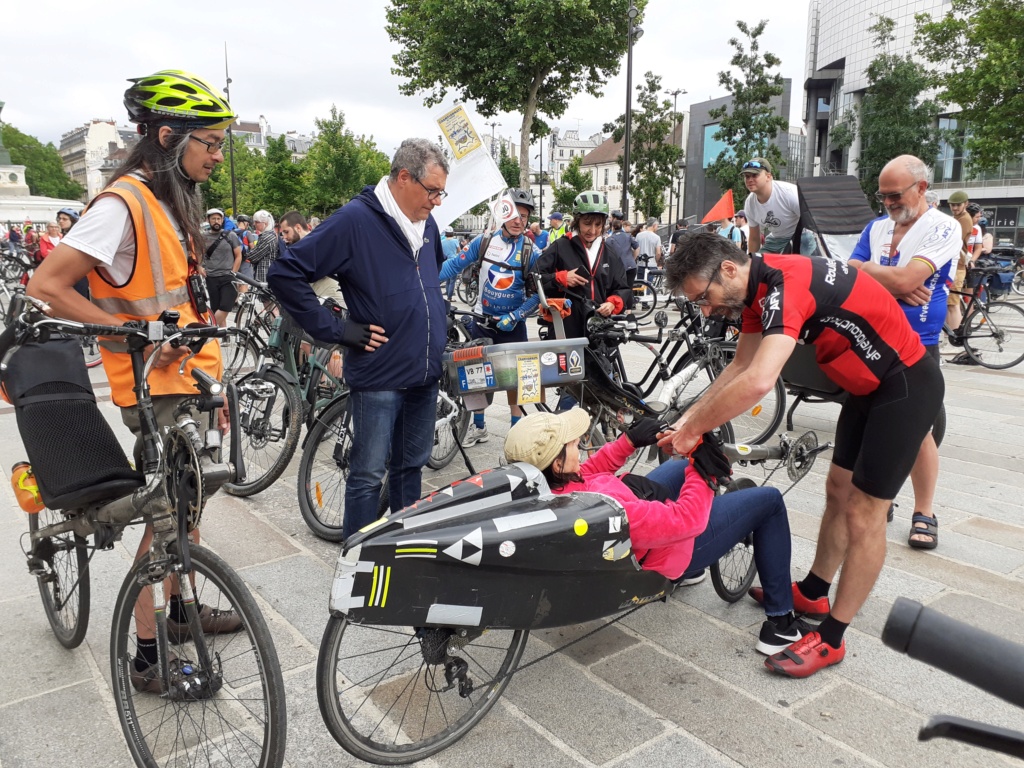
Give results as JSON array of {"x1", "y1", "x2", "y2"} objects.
[{"x1": 2, "y1": 337, "x2": 143, "y2": 509}]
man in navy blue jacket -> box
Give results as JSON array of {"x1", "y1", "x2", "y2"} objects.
[{"x1": 269, "y1": 138, "x2": 449, "y2": 537}]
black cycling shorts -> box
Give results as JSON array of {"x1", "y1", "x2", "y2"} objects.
[
  {"x1": 831, "y1": 353, "x2": 943, "y2": 501},
  {"x1": 206, "y1": 274, "x2": 239, "y2": 313}
]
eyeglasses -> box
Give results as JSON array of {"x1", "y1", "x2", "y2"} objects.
[
  {"x1": 694, "y1": 265, "x2": 721, "y2": 307},
  {"x1": 874, "y1": 181, "x2": 919, "y2": 203},
  {"x1": 190, "y1": 135, "x2": 227, "y2": 155},
  {"x1": 414, "y1": 177, "x2": 448, "y2": 201}
]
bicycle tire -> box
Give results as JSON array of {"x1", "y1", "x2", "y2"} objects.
[
  {"x1": 710, "y1": 477, "x2": 758, "y2": 603},
  {"x1": 81, "y1": 336, "x2": 103, "y2": 368},
  {"x1": 298, "y1": 395, "x2": 389, "y2": 541},
  {"x1": 427, "y1": 369, "x2": 471, "y2": 470},
  {"x1": 963, "y1": 300, "x2": 1024, "y2": 369},
  {"x1": 1012, "y1": 268, "x2": 1024, "y2": 297},
  {"x1": 110, "y1": 544, "x2": 286, "y2": 768},
  {"x1": 317, "y1": 616, "x2": 528, "y2": 765},
  {"x1": 222, "y1": 334, "x2": 264, "y2": 381},
  {"x1": 304, "y1": 344, "x2": 345, "y2": 422},
  {"x1": 28, "y1": 507, "x2": 90, "y2": 649},
  {"x1": 716, "y1": 345, "x2": 785, "y2": 444},
  {"x1": 630, "y1": 279, "x2": 659, "y2": 320},
  {"x1": 223, "y1": 368, "x2": 302, "y2": 496}
]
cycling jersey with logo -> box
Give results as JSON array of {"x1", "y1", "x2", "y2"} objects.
[{"x1": 741, "y1": 254, "x2": 925, "y2": 395}]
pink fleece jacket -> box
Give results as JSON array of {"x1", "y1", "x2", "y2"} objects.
[{"x1": 551, "y1": 435, "x2": 715, "y2": 579}]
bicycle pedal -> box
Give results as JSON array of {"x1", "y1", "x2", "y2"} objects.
[{"x1": 27, "y1": 557, "x2": 52, "y2": 578}]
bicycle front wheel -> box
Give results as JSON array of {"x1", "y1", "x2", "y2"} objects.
[
  {"x1": 631, "y1": 279, "x2": 659, "y2": 320},
  {"x1": 298, "y1": 395, "x2": 390, "y2": 541},
  {"x1": 317, "y1": 616, "x2": 528, "y2": 765},
  {"x1": 710, "y1": 477, "x2": 758, "y2": 602},
  {"x1": 29, "y1": 508, "x2": 90, "y2": 649},
  {"x1": 1012, "y1": 268, "x2": 1024, "y2": 297},
  {"x1": 110, "y1": 544, "x2": 286, "y2": 768},
  {"x1": 964, "y1": 300, "x2": 1024, "y2": 369},
  {"x1": 224, "y1": 368, "x2": 303, "y2": 497}
]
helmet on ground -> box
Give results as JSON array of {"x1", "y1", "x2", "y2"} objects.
[
  {"x1": 573, "y1": 190, "x2": 609, "y2": 217},
  {"x1": 57, "y1": 207, "x2": 80, "y2": 223},
  {"x1": 206, "y1": 208, "x2": 225, "y2": 218},
  {"x1": 508, "y1": 188, "x2": 535, "y2": 212},
  {"x1": 124, "y1": 69, "x2": 234, "y2": 129}
]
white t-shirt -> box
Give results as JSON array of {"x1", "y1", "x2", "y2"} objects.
[
  {"x1": 61, "y1": 176, "x2": 186, "y2": 285},
  {"x1": 741, "y1": 180, "x2": 801, "y2": 241}
]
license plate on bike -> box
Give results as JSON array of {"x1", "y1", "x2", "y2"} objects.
[{"x1": 457, "y1": 362, "x2": 495, "y2": 392}]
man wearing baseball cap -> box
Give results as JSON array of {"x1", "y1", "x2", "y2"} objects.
[
  {"x1": 739, "y1": 157, "x2": 801, "y2": 254},
  {"x1": 946, "y1": 190, "x2": 972, "y2": 332},
  {"x1": 548, "y1": 211, "x2": 567, "y2": 243}
]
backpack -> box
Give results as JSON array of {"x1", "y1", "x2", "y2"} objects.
[{"x1": 475, "y1": 231, "x2": 534, "y2": 286}]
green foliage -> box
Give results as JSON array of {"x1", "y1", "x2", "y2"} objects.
[
  {"x1": 915, "y1": 0, "x2": 1024, "y2": 173},
  {"x1": 386, "y1": 0, "x2": 646, "y2": 188},
  {"x1": 258, "y1": 136, "x2": 306, "y2": 216},
  {"x1": 857, "y1": 16, "x2": 940, "y2": 203},
  {"x1": 551, "y1": 155, "x2": 592, "y2": 213},
  {"x1": 305, "y1": 106, "x2": 391, "y2": 217},
  {"x1": 498, "y1": 144, "x2": 521, "y2": 188},
  {"x1": 704, "y1": 20, "x2": 789, "y2": 207},
  {"x1": 1, "y1": 123, "x2": 85, "y2": 200},
  {"x1": 604, "y1": 71, "x2": 684, "y2": 220}
]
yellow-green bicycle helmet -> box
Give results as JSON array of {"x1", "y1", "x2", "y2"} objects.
[{"x1": 124, "y1": 69, "x2": 234, "y2": 129}]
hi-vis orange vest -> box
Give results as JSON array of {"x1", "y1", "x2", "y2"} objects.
[{"x1": 88, "y1": 176, "x2": 222, "y2": 407}]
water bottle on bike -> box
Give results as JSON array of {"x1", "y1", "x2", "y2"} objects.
[{"x1": 11, "y1": 461, "x2": 44, "y2": 514}]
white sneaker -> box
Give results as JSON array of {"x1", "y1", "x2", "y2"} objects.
[
  {"x1": 674, "y1": 570, "x2": 707, "y2": 586},
  {"x1": 463, "y1": 425, "x2": 489, "y2": 447}
]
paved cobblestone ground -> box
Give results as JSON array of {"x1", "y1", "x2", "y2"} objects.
[{"x1": 1, "y1": 299, "x2": 1023, "y2": 767}]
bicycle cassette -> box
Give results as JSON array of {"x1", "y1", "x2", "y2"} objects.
[
  {"x1": 787, "y1": 430, "x2": 819, "y2": 483},
  {"x1": 164, "y1": 426, "x2": 206, "y2": 531}
]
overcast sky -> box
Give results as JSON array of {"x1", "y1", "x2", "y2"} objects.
[{"x1": 3, "y1": 0, "x2": 810, "y2": 161}]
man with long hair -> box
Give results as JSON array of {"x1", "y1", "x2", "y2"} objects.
[{"x1": 28, "y1": 69, "x2": 242, "y2": 693}]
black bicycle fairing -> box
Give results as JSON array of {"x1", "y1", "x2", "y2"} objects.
[{"x1": 332, "y1": 463, "x2": 670, "y2": 631}]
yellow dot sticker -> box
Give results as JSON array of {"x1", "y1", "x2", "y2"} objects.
[{"x1": 573, "y1": 518, "x2": 588, "y2": 536}]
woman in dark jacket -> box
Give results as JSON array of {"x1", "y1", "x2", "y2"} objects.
[{"x1": 535, "y1": 190, "x2": 631, "y2": 340}]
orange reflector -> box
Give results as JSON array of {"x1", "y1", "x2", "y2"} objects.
[
  {"x1": 751, "y1": 405, "x2": 762, "y2": 417},
  {"x1": 315, "y1": 483, "x2": 323, "y2": 506}
]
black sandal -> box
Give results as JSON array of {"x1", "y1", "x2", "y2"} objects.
[{"x1": 908, "y1": 513, "x2": 938, "y2": 550}]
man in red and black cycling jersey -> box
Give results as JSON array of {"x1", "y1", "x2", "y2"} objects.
[{"x1": 658, "y1": 232, "x2": 944, "y2": 678}]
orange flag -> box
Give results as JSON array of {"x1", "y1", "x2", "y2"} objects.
[{"x1": 701, "y1": 189, "x2": 735, "y2": 224}]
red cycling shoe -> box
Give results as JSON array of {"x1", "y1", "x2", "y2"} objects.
[
  {"x1": 764, "y1": 631, "x2": 845, "y2": 678},
  {"x1": 748, "y1": 582, "x2": 830, "y2": 620}
]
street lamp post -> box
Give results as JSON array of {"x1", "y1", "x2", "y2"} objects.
[
  {"x1": 486, "y1": 120, "x2": 502, "y2": 161},
  {"x1": 621, "y1": 4, "x2": 643, "y2": 220},
  {"x1": 224, "y1": 43, "x2": 238, "y2": 216},
  {"x1": 664, "y1": 87, "x2": 686, "y2": 226},
  {"x1": 535, "y1": 135, "x2": 545, "y2": 220}
]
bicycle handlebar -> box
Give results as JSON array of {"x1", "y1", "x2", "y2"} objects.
[
  {"x1": 883, "y1": 597, "x2": 1024, "y2": 709},
  {"x1": 231, "y1": 270, "x2": 270, "y2": 293}
]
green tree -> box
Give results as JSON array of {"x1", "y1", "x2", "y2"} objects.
[
  {"x1": 857, "y1": 16, "x2": 940, "y2": 204},
  {"x1": 498, "y1": 144, "x2": 521, "y2": 189},
  {"x1": 604, "y1": 71, "x2": 684, "y2": 220},
  {"x1": 259, "y1": 135, "x2": 306, "y2": 216},
  {"x1": 704, "y1": 20, "x2": 789, "y2": 207},
  {"x1": 551, "y1": 155, "x2": 592, "y2": 213},
  {"x1": 915, "y1": 0, "x2": 1024, "y2": 173},
  {"x1": 304, "y1": 106, "x2": 391, "y2": 217},
  {"x1": 386, "y1": 0, "x2": 647, "y2": 187},
  {"x1": 1, "y1": 124, "x2": 85, "y2": 200}
]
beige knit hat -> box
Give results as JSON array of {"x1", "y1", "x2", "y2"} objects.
[{"x1": 504, "y1": 409, "x2": 592, "y2": 470}]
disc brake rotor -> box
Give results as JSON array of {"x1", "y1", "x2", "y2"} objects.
[
  {"x1": 164, "y1": 426, "x2": 206, "y2": 530},
  {"x1": 787, "y1": 430, "x2": 819, "y2": 483}
]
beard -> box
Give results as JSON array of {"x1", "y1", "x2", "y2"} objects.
[
  {"x1": 712, "y1": 283, "x2": 748, "y2": 321},
  {"x1": 210, "y1": 222, "x2": 223, "y2": 232},
  {"x1": 887, "y1": 204, "x2": 919, "y2": 225}
]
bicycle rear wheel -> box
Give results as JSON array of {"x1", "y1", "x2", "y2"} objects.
[
  {"x1": 631, "y1": 279, "x2": 659, "y2": 320},
  {"x1": 710, "y1": 477, "x2": 758, "y2": 603},
  {"x1": 28, "y1": 508, "x2": 90, "y2": 649},
  {"x1": 222, "y1": 334, "x2": 263, "y2": 381},
  {"x1": 963, "y1": 300, "x2": 1024, "y2": 369},
  {"x1": 224, "y1": 368, "x2": 303, "y2": 497},
  {"x1": 298, "y1": 395, "x2": 389, "y2": 541},
  {"x1": 1012, "y1": 268, "x2": 1024, "y2": 297},
  {"x1": 110, "y1": 544, "x2": 286, "y2": 768},
  {"x1": 317, "y1": 616, "x2": 528, "y2": 765},
  {"x1": 428, "y1": 369, "x2": 470, "y2": 470}
]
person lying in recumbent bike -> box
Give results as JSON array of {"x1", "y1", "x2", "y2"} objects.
[{"x1": 503, "y1": 409, "x2": 811, "y2": 657}]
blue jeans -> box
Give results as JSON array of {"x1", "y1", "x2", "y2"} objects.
[
  {"x1": 345, "y1": 383, "x2": 438, "y2": 538},
  {"x1": 646, "y1": 460, "x2": 794, "y2": 616}
]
